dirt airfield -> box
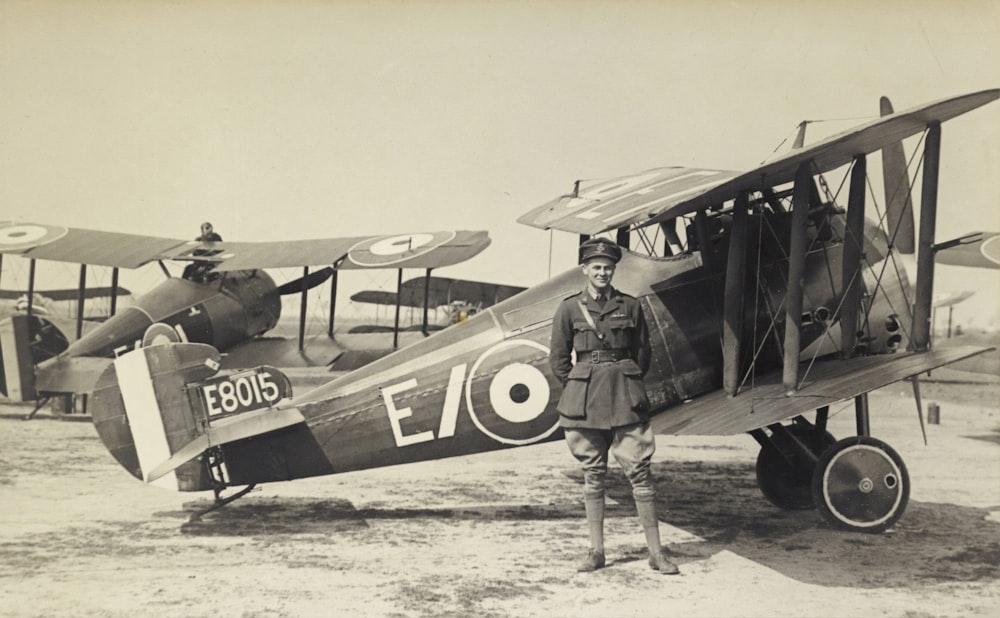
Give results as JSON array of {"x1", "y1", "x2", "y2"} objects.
[{"x1": 1, "y1": 373, "x2": 998, "y2": 618}]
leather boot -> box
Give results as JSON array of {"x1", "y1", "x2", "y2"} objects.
[
  {"x1": 577, "y1": 494, "x2": 606, "y2": 572},
  {"x1": 635, "y1": 496, "x2": 679, "y2": 575}
]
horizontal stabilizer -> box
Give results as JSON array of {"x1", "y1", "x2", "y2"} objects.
[{"x1": 144, "y1": 405, "x2": 306, "y2": 483}]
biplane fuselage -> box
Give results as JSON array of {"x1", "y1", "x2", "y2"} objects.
[
  {"x1": 106, "y1": 209, "x2": 904, "y2": 493},
  {"x1": 62, "y1": 270, "x2": 281, "y2": 359},
  {"x1": 0, "y1": 269, "x2": 282, "y2": 401}
]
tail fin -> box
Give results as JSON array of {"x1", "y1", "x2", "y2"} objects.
[
  {"x1": 90, "y1": 343, "x2": 301, "y2": 491},
  {"x1": 0, "y1": 314, "x2": 70, "y2": 401}
]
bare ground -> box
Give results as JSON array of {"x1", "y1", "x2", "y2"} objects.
[{"x1": 1, "y1": 377, "x2": 998, "y2": 618}]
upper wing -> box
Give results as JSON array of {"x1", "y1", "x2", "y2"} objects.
[
  {"x1": 650, "y1": 345, "x2": 991, "y2": 436},
  {"x1": 520, "y1": 89, "x2": 1000, "y2": 235},
  {"x1": 0, "y1": 223, "x2": 490, "y2": 272},
  {"x1": 935, "y1": 231, "x2": 1000, "y2": 269}
]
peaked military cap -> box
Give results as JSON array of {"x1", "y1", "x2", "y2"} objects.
[{"x1": 578, "y1": 238, "x2": 622, "y2": 264}]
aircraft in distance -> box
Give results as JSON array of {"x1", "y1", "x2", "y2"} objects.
[
  {"x1": 0, "y1": 228, "x2": 490, "y2": 411},
  {"x1": 86, "y1": 89, "x2": 997, "y2": 530},
  {"x1": 0, "y1": 286, "x2": 130, "y2": 322},
  {"x1": 349, "y1": 275, "x2": 526, "y2": 332}
]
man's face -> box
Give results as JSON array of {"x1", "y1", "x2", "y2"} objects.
[
  {"x1": 202, "y1": 224, "x2": 213, "y2": 234},
  {"x1": 581, "y1": 257, "x2": 615, "y2": 292}
]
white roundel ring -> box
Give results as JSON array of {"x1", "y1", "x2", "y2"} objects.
[
  {"x1": 981, "y1": 235, "x2": 1000, "y2": 266},
  {"x1": 488, "y1": 362, "x2": 550, "y2": 423},
  {"x1": 0, "y1": 223, "x2": 69, "y2": 250},
  {"x1": 465, "y1": 339, "x2": 559, "y2": 446},
  {"x1": 347, "y1": 231, "x2": 454, "y2": 267}
]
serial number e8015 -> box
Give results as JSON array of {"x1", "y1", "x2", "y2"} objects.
[{"x1": 199, "y1": 370, "x2": 285, "y2": 417}]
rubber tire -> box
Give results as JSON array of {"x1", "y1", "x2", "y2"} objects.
[{"x1": 811, "y1": 436, "x2": 910, "y2": 533}]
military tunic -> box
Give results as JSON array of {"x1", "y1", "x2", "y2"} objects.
[{"x1": 549, "y1": 287, "x2": 652, "y2": 429}]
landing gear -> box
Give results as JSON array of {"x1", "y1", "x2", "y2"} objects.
[
  {"x1": 751, "y1": 401, "x2": 911, "y2": 534},
  {"x1": 811, "y1": 436, "x2": 909, "y2": 533},
  {"x1": 755, "y1": 424, "x2": 835, "y2": 510}
]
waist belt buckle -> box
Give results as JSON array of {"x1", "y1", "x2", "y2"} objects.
[{"x1": 591, "y1": 350, "x2": 600, "y2": 364}]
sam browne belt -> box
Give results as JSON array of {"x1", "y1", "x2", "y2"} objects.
[{"x1": 579, "y1": 349, "x2": 630, "y2": 363}]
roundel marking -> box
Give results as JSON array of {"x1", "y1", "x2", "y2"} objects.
[
  {"x1": 981, "y1": 235, "x2": 1000, "y2": 266},
  {"x1": 488, "y1": 363, "x2": 551, "y2": 423},
  {"x1": 0, "y1": 223, "x2": 69, "y2": 250},
  {"x1": 142, "y1": 323, "x2": 180, "y2": 347},
  {"x1": 465, "y1": 339, "x2": 560, "y2": 446},
  {"x1": 347, "y1": 231, "x2": 455, "y2": 267}
]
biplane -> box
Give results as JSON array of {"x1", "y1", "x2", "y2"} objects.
[
  {"x1": 349, "y1": 275, "x2": 526, "y2": 332},
  {"x1": 80, "y1": 89, "x2": 996, "y2": 532},
  {"x1": 0, "y1": 229, "x2": 491, "y2": 410},
  {"x1": 0, "y1": 285, "x2": 130, "y2": 322}
]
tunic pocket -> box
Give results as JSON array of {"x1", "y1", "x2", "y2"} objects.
[
  {"x1": 556, "y1": 363, "x2": 592, "y2": 418},
  {"x1": 620, "y1": 360, "x2": 650, "y2": 413}
]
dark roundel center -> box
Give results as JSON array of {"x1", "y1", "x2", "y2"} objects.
[{"x1": 509, "y1": 383, "x2": 530, "y2": 404}]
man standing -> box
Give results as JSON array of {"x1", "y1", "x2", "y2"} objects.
[{"x1": 549, "y1": 238, "x2": 679, "y2": 574}]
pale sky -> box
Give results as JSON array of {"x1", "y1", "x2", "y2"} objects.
[{"x1": 1, "y1": 0, "x2": 998, "y2": 327}]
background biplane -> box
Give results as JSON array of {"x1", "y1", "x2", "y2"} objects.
[
  {"x1": 0, "y1": 228, "x2": 490, "y2": 410},
  {"x1": 84, "y1": 90, "x2": 997, "y2": 532},
  {"x1": 350, "y1": 275, "x2": 526, "y2": 331},
  {"x1": 0, "y1": 285, "x2": 130, "y2": 322}
]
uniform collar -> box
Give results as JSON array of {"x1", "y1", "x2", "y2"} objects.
[
  {"x1": 585, "y1": 285, "x2": 615, "y2": 301},
  {"x1": 582, "y1": 286, "x2": 623, "y2": 316}
]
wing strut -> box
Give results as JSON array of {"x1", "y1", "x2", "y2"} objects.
[
  {"x1": 783, "y1": 162, "x2": 812, "y2": 393},
  {"x1": 26, "y1": 259, "x2": 36, "y2": 316},
  {"x1": 840, "y1": 155, "x2": 867, "y2": 358},
  {"x1": 298, "y1": 266, "x2": 308, "y2": 351},
  {"x1": 694, "y1": 211, "x2": 715, "y2": 272},
  {"x1": 327, "y1": 269, "x2": 338, "y2": 339},
  {"x1": 421, "y1": 268, "x2": 432, "y2": 336},
  {"x1": 911, "y1": 122, "x2": 941, "y2": 352},
  {"x1": 616, "y1": 227, "x2": 630, "y2": 250},
  {"x1": 75, "y1": 264, "x2": 86, "y2": 339},
  {"x1": 392, "y1": 269, "x2": 403, "y2": 349},
  {"x1": 110, "y1": 267, "x2": 120, "y2": 316},
  {"x1": 723, "y1": 192, "x2": 749, "y2": 395}
]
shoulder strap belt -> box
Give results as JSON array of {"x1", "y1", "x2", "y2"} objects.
[{"x1": 577, "y1": 299, "x2": 605, "y2": 341}]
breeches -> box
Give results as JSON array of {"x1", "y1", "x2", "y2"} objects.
[{"x1": 564, "y1": 422, "x2": 657, "y2": 500}]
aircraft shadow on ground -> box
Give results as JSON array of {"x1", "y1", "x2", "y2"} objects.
[
  {"x1": 599, "y1": 460, "x2": 1000, "y2": 589},
  {"x1": 171, "y1": 459, "x2": 999, "y2": 588},
  {"x1": 171, "y1": 496, "x2": 593, "y2": 537}
]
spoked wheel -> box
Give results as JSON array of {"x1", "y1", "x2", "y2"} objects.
[
  {"x1": 811, "y1": 436, "x2": 909, "y2": 533},
  {"x1": 755, "y1": 426, "x2": 836, "y2": 510}
]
